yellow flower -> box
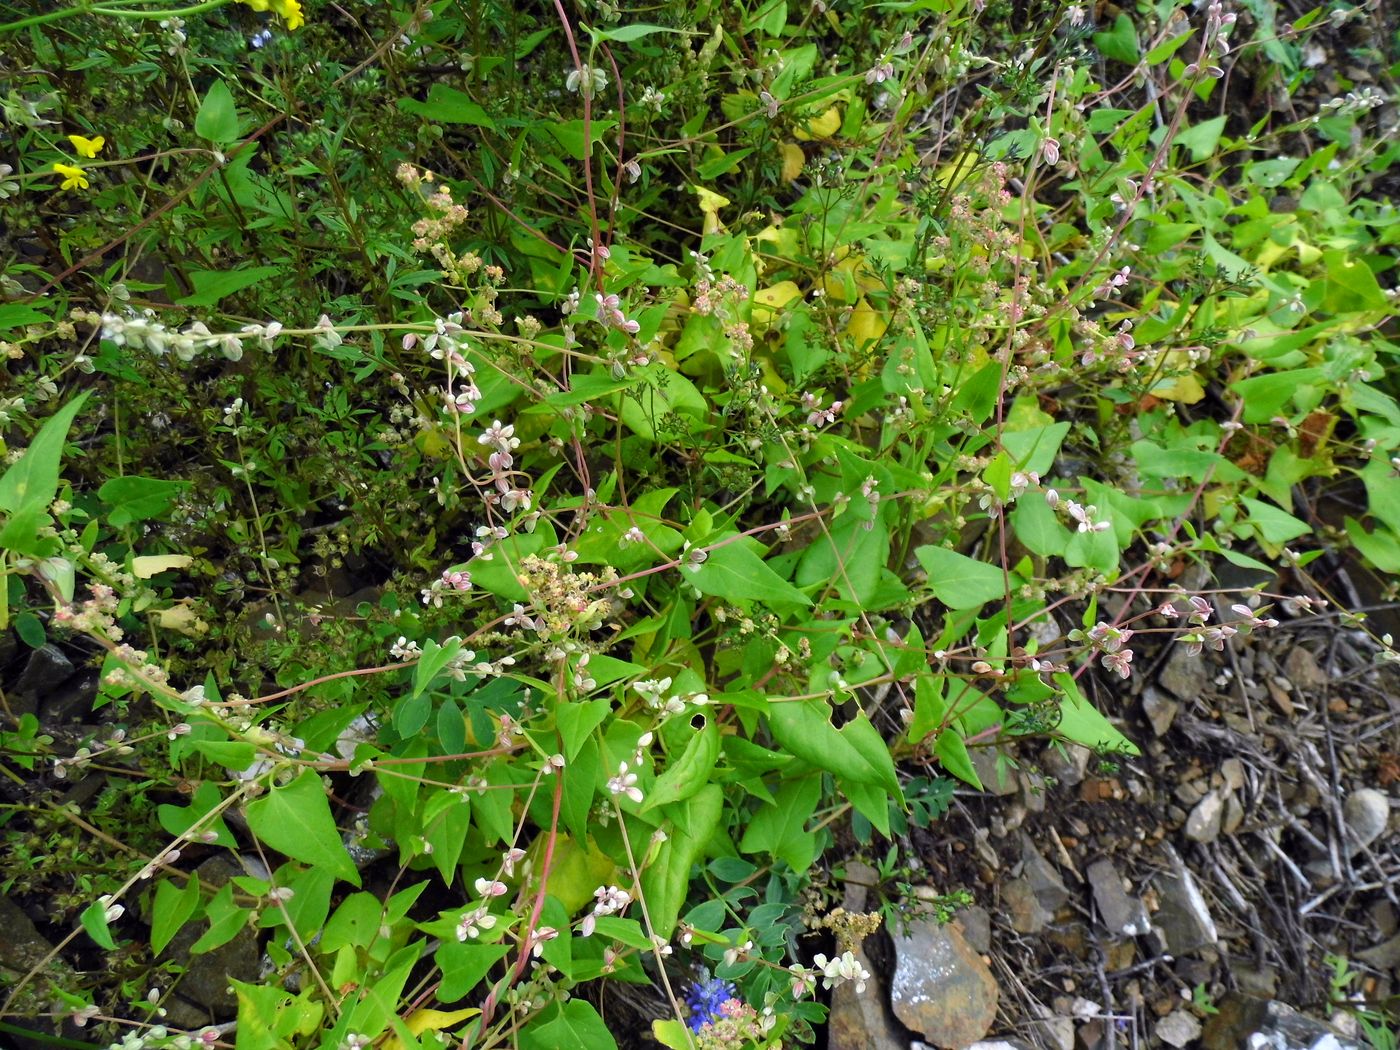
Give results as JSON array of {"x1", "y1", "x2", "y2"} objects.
[
  {"x1": 272, "y1": 0, "x2": 304, "y2": 30},
  {"x1": 53, "y1": 163, "x2": 89, "y2": 191},
  {"x1": 67, "y1": 134, "x2": 105, "y2": 158},
  {"x1": 237, "y1": 0, "x2": 304, "y2": 29}
]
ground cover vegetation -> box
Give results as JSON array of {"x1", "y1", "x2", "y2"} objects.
[{"x1": 0, "y1": 0, "x2": 1396, "y2": 1046}]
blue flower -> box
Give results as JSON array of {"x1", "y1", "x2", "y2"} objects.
[{"x1": 685, "y1": 975, "x2": 737, "y2": 1032}]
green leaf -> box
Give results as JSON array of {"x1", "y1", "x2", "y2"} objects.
[
  {"x1": 398, "y1": 84, "x2": 497, "y2": 128},
  {"x1": 412, "y1": 636, "x2": 462, "y2": 700},
  {"x1": 739, "y1": 774, "x2": 822, "y2": 872},
  {"x1": 99, "y1": 475, "x2": 187, "y2": 527},
  {"x1": 152, "y1": 875, "x2": 203, "y2": 955},
  {"x1": 437, "y1": 943, "x2": 510, "y2": 1002},
  {"x1": 1053, "y1": 673, "x2": 1138, "y2": 755},
  {"x1": 688, "y1": 535, "x2": 812, "y2": 605},
  {"x1": 914, "y1": 545, "x2": 1007, "y2": 610},
  {"x1": 321, "y1": 893, "x2": 383, "y2": 952},
  {"x1": 1173, "y1": 116, "x2": 1227, "y2": 162},
  {"x1": 80, "y1": 899, "x2": 118, "y2": 950},
  {"x1": 245, "y1": 770, "x2": 361, "y2": 885},
  {"x1": 1238, "y1": 496, "x2": 1311, "y2": 544},
  {"x1": 1094, "y1": 13, "x2": 1140, "y2": 64},
  {"x1": 556, "y1": 696, "x2": 610, "y2": 761},
  {"x1": 643, "y1": 714, "x2": 720, "y2": 811},
  {"x1": 520, "y1": 1000, "x2": 618, "y2": 1050},
  {"x1": 175, "y1": 266, "x2": 282, "y2": 308},
  {"x1": 641, "y1": 785, "x2": 723, "y2": 938},
  {"x1": 194, "y1": 80, "x2": 240, "y2": 143},
  {"x1": 0, "y1": 303, "x2": 52, "y2": 333},
  {"x1": 934, "y1": 729, "x2": 982, "y2": 789},
  {"x1": 157, "y1": 781, "x2": 237, "y2": 848},
  {"x1": 593, "y1": 22, "x2": 688, "y2": 42},
  {"x1": 190, "y1": 883, "x2": 247, "y2": 953},
  {"x1": 0, "y1": 392, "x2": 89, "y2": 516},
  {"x1": 766, "y1": 701, "x2": 899, "y2": 790}
]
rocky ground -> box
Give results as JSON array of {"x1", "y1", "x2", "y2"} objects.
[{"x1": 829, "y1": 566, "x2": 1400, "y2": 1050}]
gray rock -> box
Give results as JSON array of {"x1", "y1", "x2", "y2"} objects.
[
  {"x1": 1356, "y1": 932, "x2": 1400, "y2": 972},
  {"x1": 12, "y1": 643, "x2": 75, "y2": 714},
  {"x1": 1185, "y1": 790, "x2": 1226, "y2": 844},
  {"x1": 1221, "y1": 758, "x2": 1246, "y2": 792},
  {"x1": 1032, "y1": 1014, "x2": 1074, "y2": 1050},
  {"x1": 971, "y1": 747, "x2": 1018, "y2": 795},
  {"x1": 890, "y1": 913, "x2": 998, "y2": 1049},
  {"x1": 960, "y1": 1044, "x2": 1033, "y2": 1050},
  {"x1": 955, "y1": 905, "x2": 992, "y2": 955},
  {"x1": 1040, "y1": 741, "x2": 1091, "y2": 787},
  {"x1": 1369, "y1": 900, "x2": 1398, "y2": 938},
  {"x1": 827, "y1": 942, "x2": 906, "y2": 1050},
  {"x1": 1086, "y1": 858, "x2": 1150, "y2": 937},
  {"x1": 1020, "y1": 834, "x2": 1071, "y2": 912},
  {"x1": 1142, "y1": 686, "x2": 1179, "y2": 737},
  {"x1": 164, "y1": 857, "x2": 261, "y2": 1019},
  {"x1": 1020, "y1": 769, "x2": 1048, "y2": 815},
  {"x1": 1222, "y1": 792, "x2": 1245, "y2": 837},
  {"x1": 1202, "y1": 995, "x2": 1362, "y2": 1050},
  {"x1": 40, "y1": 669, "x2": 99, "y2": 723},
  {"x1": 1155, "y1": 856, "x2": 1217, "y2": 955},
  {"x1": 1159, "y1": 644, "x2": 1209, "y2": 701},
  {"x1": 1157, "y1": 1010, "x2": 1203, "y2": 1048},
  {"x1": 0, "y1": 895, "x2": 81, "y2": 1029},
  {"x1": 1342, "y1": 789, "x2": 1390, "y2": 854},
  {"x1": 1283, "y1": 647, "x2": 1328, "y2": 692},
  {"x1": 1003, "y1": 877, "x2": 1052, "y2": 934},
  {"x1": 842, "y1": 861, "x2": 879, "y2": 911}
]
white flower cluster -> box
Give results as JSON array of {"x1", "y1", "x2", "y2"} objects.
[
  {"x1": 632, "y1": 676, "x2": 708, "y2": 717},
  {"x1": 100, "y1": 310, "x2": 283, "y2": 363},
  {"x1": 580, "y1": 884, "x2": 632, "y2": 936}
]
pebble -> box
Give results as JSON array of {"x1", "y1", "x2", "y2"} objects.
[
  {"x1": 1284, "y1": 646, "x2": 1328, "y2": 691},
  {"x1": 1156, "y1": 1009, "x2": 1203, "y2": 1048},
  {"x1": 890, "y1": 912, "x2": 999, "y2": 1049},
  {"x1": 1221, "y1": 758, "x2": 1246, "y2": 792},
  {"x1": 971, "y1": 747, "x2": 1019, "y2": 795},
  {"x1": 1159, "y1": 644, "x2": 1210, "y2": 700},
  {"x1": 1004, "y1": 877, "x2": 1052, "y2": 934},
  {"x1": 1040, "y1": 741, "x2": 1091, "y2": 787},
  {"x1": 1222, "y1": 793, "x2": 1245, "y2": 837},
  {"x1": 827, "y1": 941, "x2": 905, "y2": 1050},
  {"x1": 956, "y1": 905, "x2": 993, "y2": 955},
  {"x1": 1202, "y1": 995, "x2": 1362, "y2": 1050},
  {"x1": 1020, "y1": 834, "x2": 1071, "y2": 912},
  {"x1": 1154, "y1": 856, "x2": 1218, "y2": 955},
  {"x1": 1342, "y1": 788, "x2": 1389, "y2": 854},
  {"x1": 1142, "y1": 686, "x2": 1180, "y2": 737},
  {"x1": 1356, "y1": 932, "x2": 1400, "y2": 972},
  {"x1": 1185, "y1": 790, "x2": 1226, "y2": 843},
  {"x1": 1086, "y1": 858, "x2": 1150, "y2": 937}
]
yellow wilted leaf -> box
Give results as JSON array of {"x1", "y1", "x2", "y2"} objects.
[
  {"x1": 131, "y1": 554, "x2": 193, "y2": 578},
  {"x1": 526, "y1": 833, "x2": 615, "y2": 913},
  {"x1": 157, "y1": 601, "x2": 208, "y2": 636},
  {"x1": 384, "y1": 1008, "x2": 481, "y2": 1050},
  {"x1": 932, "y1": 148, "x2": 981, "y2": 190},
  {"x1": 1149, "y1": 351, "x2": 1206, "y2": 403},
  {"x1": 845, "y1": 297, "x2": 888, "y2": 348},
  {"x1": 794, "y1": 106, "x2": 841, "y2": 141},
  {"x1": 415, "y1": 425, "x2": 454, "y2": 459},
  {"x1": 755, "y1": 223, "x2": 799, "y2": 258},
  {"x1": 780, "y1": 142, "x2": 805, "y2": 181},
  {"x1": 752, "y1": 281, "x2": 803, "y2": 326},
  {"x1": 693, "y1": 185, "x2": 731, "y2": 235}
]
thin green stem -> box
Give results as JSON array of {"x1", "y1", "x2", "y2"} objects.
[{"x1": 2, "y1": 0, "x2": 232, "y2": 33}]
